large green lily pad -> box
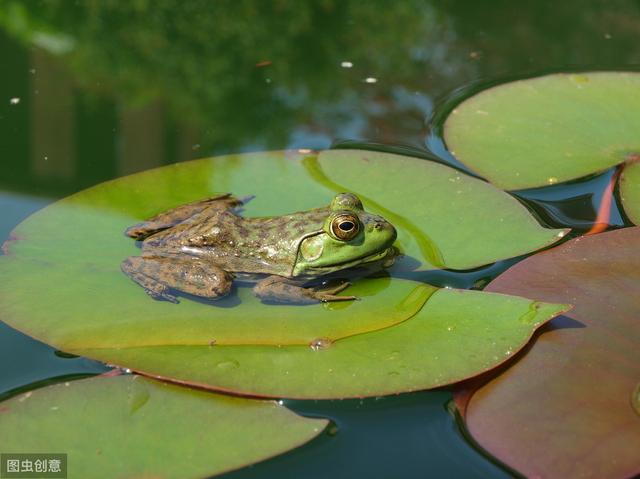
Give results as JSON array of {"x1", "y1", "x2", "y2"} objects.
[
  {"x1": 0, "y1": 150, "x2": 567, "y2": 398},
  {"x1": 455, "y1": 227, "x2": 640, "y2": 479},
  {"x1": 1, "y1": 150, "x2": 564, "y2": 270},
  {"x1": 444, "y1": 72, "x2": 640, "y2": 224},
  {"x1": 0, "y1": 374, "x2": 327, "y2": 478},
  {"x1": 0, "y1": 254, "x2": 433, "y2": 349},
  {"x1": 67, "y1": 289, "x2": 565, "y2": 399}
]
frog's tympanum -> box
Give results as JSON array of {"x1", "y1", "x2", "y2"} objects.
[{"x1": 122, "y1": 193, "x2": 397, "y2": 304}]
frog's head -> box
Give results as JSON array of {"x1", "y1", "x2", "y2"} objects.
[{"x1": 293, "y1": 193, "x2": 397, "y2": 276}]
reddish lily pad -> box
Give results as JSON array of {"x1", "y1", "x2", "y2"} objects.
[
  {"x1": 456, "y1": 227, "x2": 640, "y2": 478},
  {"x1": 0, "y1": 374, "x2": 327, "y2": 478},
  {"x1": 0, "y1": 150, "x2": 567, "y2": 398}
]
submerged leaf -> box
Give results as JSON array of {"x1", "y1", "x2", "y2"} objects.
[
  {"x1": 456, "y1": 227, "x2": 640, "y2": 479},
  {"x1": 0, "y1": 374, "x2": 327, "y2": 478}
]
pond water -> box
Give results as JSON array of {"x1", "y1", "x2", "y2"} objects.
[{"x1": 0, "y1": 1, "x2": 638, "y2": 477}]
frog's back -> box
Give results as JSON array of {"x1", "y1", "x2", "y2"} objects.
[{"x1": 142, "y1": 207, "x2": 328, "y2": 277}]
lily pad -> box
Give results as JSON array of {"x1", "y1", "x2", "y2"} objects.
[
  {"x1": 455, "y1": 227, "x2": 640, "y2": 479},
  {"x1": 72, "y1": 288, "x2": 567, "y2": 399},
  {"x1": 0, "y1": 150, "x2": 564, "y2": 271},
  {"x1": 0, "y1": 150, "x2": 567, "y2": 398},
  {"x1": 0, "y1": 374, "x2": 327, "y2": 478},
  {"x1": 443, "y1": 72, "x2": 640, "y2": 224},
  {"x1": 620, "y1": 158, "x2": 640, "y2": 224},
  {"x1": 0, "y1": 254, "x2": 432, "y2": 349},
  {"x1": 315, "y1": 150, "x2": 566, "y2": 269}
]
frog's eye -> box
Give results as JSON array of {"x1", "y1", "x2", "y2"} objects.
[{"x1": 330, "y1": 214, "x2": 360, "y2": 241}]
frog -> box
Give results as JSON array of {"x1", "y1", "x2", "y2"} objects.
[{"x1": 121, "y1": 192, "x2": 397, "y2": 304}]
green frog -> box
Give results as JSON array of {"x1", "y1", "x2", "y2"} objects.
[{"x1": 121, "y1": 192, "x2": 398, "y2": 304}]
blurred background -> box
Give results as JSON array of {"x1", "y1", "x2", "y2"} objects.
[
  {"x1": 1, "y1": 1, "x2": 639, "y2": 477},
  {"x1": 2, "y1": 0, "x2": 639, "y2": 199}
]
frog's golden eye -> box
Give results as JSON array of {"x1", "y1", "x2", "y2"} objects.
[{"x1": 330, "y1": 214, "x2": 360, "y2": 241}]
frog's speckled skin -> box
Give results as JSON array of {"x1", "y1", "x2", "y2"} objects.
[{"x1": 121, "y1": 193, "x2": 397, "y2": 304}]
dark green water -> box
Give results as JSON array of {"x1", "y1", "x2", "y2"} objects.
[{"x1": 0, "y1": 1, "x2": 637, "y2": 477}]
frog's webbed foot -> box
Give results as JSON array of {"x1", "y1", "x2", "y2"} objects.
[
  {"x1": 253, "y1": 276, "x2": 357, "y2": 304},
  {"x1": 121, "y1": 256, "x2": 233, "y2": 302},
  {"x1": 125, "y1": 194, "x2": 244, "y2": 240},
  {"x1": 314, "y1": 281, "x2": 354, "y2": 298}
]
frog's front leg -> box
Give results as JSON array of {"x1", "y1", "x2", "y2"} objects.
[
  {"x1": 121, "y1": 256, "x2": 233, "y2": 302},
  {"x1": 125, "y1": 194, "x2": 243, "y2": 240},
  {"x1": 253, "y1": 275, "x2": 356, "y2": 304}
]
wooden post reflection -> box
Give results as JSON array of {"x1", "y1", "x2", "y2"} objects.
[
  {"x1": 177, "y1": 123, "x2": 200, "y2": 162},
  {"x1": 118, "y1": 101, "x2": 164, "y2": 175},
  {"x1": 30, "y1": 48, "x2": 75, "y2": 181}
]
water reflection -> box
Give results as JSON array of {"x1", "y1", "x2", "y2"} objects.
[
  {"x1": 516, "y1": 168, "x2": 626, "y2": 231},
  {"x1": 2, "y1": 0, "x2": 640, "y2": 198}
]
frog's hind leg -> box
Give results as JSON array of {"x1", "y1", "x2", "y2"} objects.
[
  {"x1": 253, "y1": 275, "x2": 356, "y2": 304},
  {"x1": 121, "y1": 257, "x2": 179, "y2": 303},
  {"x1": 121, "y1": 256, "x2": 233, "y2": 302},
  {"x1": 125, "y1": 194, "x2": 244, "y2": 240}
]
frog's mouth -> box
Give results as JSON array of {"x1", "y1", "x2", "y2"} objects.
[
  {"x1": 356, "y1": 246, "x2": 398, "y2": 267},
  {"x1": 303, "y1": 246, "x2": 398, "y2": 275}
]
